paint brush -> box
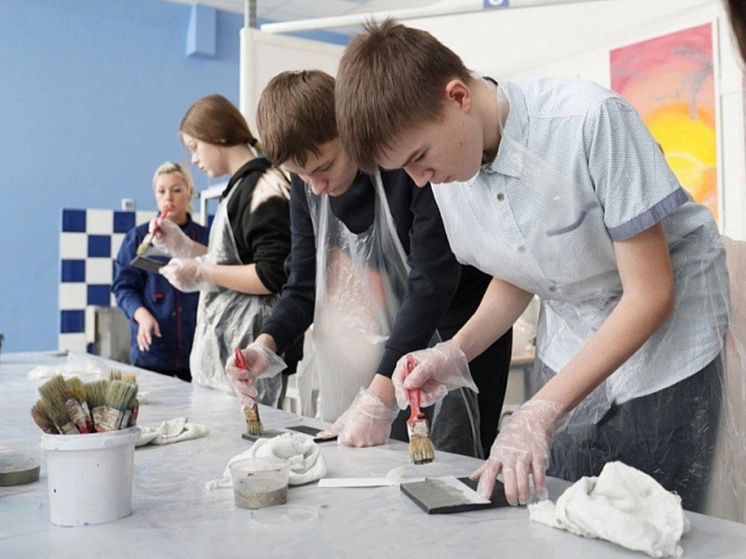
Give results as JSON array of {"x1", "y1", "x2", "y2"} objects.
[
  {"x1": 43, "y1": 399, "x2": 79, "y2": 434},
  {"x1": 235, "y1": 347, "x2": 263, "y2": 436},
  {"x1": 84, "y1": 379, "x2": 108, "y2": 431},
  {"x1": 66, "y1": 376, "x2": 94, "y2": 433},
  {"x1": 405, "y1": 355, "x2": 435, "y2": 465},
  {"x1": 135, "y1": 202, "x2": 173, "y2": 257},
  {"x1": 38, "y1": 375, "x2": 92, "y2": 433},
  {"x1": 96, "y1": 380, "x2": 138, "y2": 432},
  {"x1": 31, "y1": 400, "x2": 58, "y2": 434}
]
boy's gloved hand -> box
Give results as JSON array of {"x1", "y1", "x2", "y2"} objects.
[
  {"x1": 316, "y1": 388, "x2": 399, "y2": 447},
  {"x1": 470, "y1": 399, "x2": 565, "y2": 506},
  {"x1": 225, "y1": 344, "x2": 287, "y2": 407},
  {"x1": 149, "y1": 218, "x2": 198, "y2": 258},
  {"x1": 391, "y1": 340, "x2": 477, "y2": 410},
  {"x1": 159, "y1": 256, "x2": 216, "y2": 292}
]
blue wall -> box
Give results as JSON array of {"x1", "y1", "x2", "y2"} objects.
[{"x1": 0, "y1": 0, "x2": 244, "y2": 352}]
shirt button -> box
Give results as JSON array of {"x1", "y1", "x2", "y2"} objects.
[
  {"x1": 497, "y1": 192, "x2": 505, "y2": 201},
  {"x1": 548, "y1": 285, "x2": 557, "y2": 292}
]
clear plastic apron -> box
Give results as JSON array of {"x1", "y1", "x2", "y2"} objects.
[
  {"x1": 305, "y1": 172, "x2": 482, "y2": 457},
  {"x1": 190, "y1": 177, "x2": 282, "y2": 405},
  {"x1": 306, "y1": 171, "x2": 410, "y2": 421}
]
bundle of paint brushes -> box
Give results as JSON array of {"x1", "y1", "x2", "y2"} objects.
[{"x1": 31, "y1": 372, "x2": 139, "y2": 435}]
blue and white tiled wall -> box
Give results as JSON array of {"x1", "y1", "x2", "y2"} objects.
[{"x1": 59, "y1": 208, "x2": 157, "y2": 353}]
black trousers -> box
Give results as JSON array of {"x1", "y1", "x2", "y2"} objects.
[{"x1": 540, "y1": 356, "x2": 723, "y2": 513}]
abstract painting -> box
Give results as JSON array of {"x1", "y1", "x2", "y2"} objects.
[{"x1": 610, "y1": 23, "x2": 718, "y2": 222}]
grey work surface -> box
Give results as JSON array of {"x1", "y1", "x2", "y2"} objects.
[{"x1": 2, "y1": 351, "x2": 745, "y2": 558}]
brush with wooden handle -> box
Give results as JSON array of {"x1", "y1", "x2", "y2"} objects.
[
  {"x1": 234, "y1": 347, "x2": 263, "y2": 436},
  {"x1": 136, "y1": 202, "x2": 174, "y2": 257},
  {"x1": 405, "y1": 355, "x2": 435, "y2": 465}
]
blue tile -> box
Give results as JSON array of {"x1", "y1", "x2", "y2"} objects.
[
  {"x1": 207, "y1": 214, "x2": 215, "y2": 230},
  {"x1": 88, "y1": 235, "x2": 111, "y2": 257},
  {"x1": 62, "y1": 209, "x2": 86, "y2": 232},
  {"x1": 60, "y1": 310, "x2": 85, "y2": 333},
  {"x1": 87, "y1": 284, "x2": 111, "y2": 306},
  {"x1": 113, "y1": 211, "x2": 136, "y2": 233},
  {"x1": 61, "y1": 259, "x2": 85, "y2": 282}
]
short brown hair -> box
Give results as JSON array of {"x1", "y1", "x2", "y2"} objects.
[
  {"x1": 336, "y1": 18, "x2": 471, "y2": 173},
  {"x1": 256, "y1": 71, "x2": 338, "y2": 167},
  {"x1": 180, "y1": 94, "x2": 262, "y2": 154}
]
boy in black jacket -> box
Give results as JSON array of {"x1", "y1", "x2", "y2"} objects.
[{"x1": 226, "y1": 70, "x2": 512, "y2": 457}]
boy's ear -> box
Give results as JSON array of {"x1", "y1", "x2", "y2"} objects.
[{"x1": 444, "y1": 79, "x2": 473, "y2": 111}]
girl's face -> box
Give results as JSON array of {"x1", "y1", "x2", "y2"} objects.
[
  {"x1": 182, "y1": 132, "x2": 228, "y2": 178},
  {"x1": 154, "y1": 172, "x2": 192, "y2": 223}
]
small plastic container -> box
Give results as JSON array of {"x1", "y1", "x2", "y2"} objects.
[{"x1": 229, "y1": 456, "x2": 291, "y2": 510}]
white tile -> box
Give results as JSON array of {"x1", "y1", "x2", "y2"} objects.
[
  {"x1": 135, "y1": 211, "x2": 157, "y2": 226},
  {"x1": 87, "y1": 258, "x2": 112, "y2": 284},
  {"x1": 86, "y1": 209, "x2": 114, "y2": 234},
  {"x1": 59, "y1": 232, "x2": 88, "y2": 259},
  {"x1": 59, "y1": 283, "x2": 87, "y2": 310},
  {"x1": 111, "y1": 233, "x2": 126, "y2": 256},
  {"x1": 58, "y1": 333, "x2": 87, "y2": 353}
]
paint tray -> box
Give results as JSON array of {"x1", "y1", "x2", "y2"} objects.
[
  {"x1": 130, "y1": 238, "x2": 170, "y2": 272},
  {"x1": 129, "y1": 254, "x2": 168, "y2": 273},
  {"x1": 400, "y1": 476, "x2": 509, "y2": 514},
  {"x1": 241, "y1": 425, "x2": 337, "y2": 443}
]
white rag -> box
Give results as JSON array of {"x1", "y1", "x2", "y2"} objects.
[
  {"x1": 205, "y1": 432, "x2": 327, "y2": 490},
  {"x1": 528, "y1": 461, "x2": 690, "y2": 558},
  {"x1": 135, "y1": 416, "x2": 210, "y2": 447}
]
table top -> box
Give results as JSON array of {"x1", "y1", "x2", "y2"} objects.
[{"x1": 1, "y1": 351, "x2": 745, "y2": 559}]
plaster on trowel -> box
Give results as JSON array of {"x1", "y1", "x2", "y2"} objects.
[{"x1": 129, "y1": 203, "x2": 173, "y2": 272}]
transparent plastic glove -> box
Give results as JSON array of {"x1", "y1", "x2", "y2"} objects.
[
  {"x1": 149, "y1": 218, "x2": 198, "y2": 258},
  {"x1": 316, "y1": 388, "x2": 399, "y2": 447},
  {"x1": 391, "y1": 340, "x2": 476, "y2": 410},
  {"x1": 160, "y1": 256, "x2": 216, "y2": 292},
  {"x1": 225, "y1": 344, "x2": 287, "y2": 407},
  {"x1": 470, "y1": 399, "x2": 565, "y2": 506}
]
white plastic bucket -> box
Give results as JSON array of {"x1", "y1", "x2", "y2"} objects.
[{"x1": 39, "y1": 427, "x2": 140, "y2": 526}]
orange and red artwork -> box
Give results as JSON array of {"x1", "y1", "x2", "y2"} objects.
[{"x1": 610, "y1": 23, "x2": 718, "y2": 222}]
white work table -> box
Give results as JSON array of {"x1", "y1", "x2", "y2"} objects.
[{"x1": 1, "y1": 351, "x2": 745, "y2": 558}]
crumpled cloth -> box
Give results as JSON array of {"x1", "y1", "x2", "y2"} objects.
[
  {"x1": 205, "y1": 432, "x2": 327, "y2": 490},
  {"x1": 528, "y1": 461, "x2": 690, "y2": 558},
  {"x1": 136, "y1": 417, "x2": 210, "y2": 447}
]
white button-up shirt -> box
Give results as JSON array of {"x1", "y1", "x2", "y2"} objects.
[{"x1": 432, "y1": 76, "x2": 728, "y2": 408}]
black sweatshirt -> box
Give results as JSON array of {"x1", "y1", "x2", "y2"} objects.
[
  {"x1": 222, "y1": 158, "x2": 292, "y2": 293},
  {"x1": 261, "y1": 169, "x2": 491, "y2": 378}
]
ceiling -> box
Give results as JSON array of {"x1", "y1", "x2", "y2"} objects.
[{"x1": 165, "y1": 0, "x2": 446, "y2": 27}]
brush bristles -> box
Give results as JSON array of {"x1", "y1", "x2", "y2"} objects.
[
  {"x1": 407, "y1": 419, "x2": 435, "y2": 465},
  {"x1": 408, "y1": 436, "x2": 435, "y2": 465},
  {"x1": 84, "y1": 380, "x2": 108, "y2": 410},
  {"x1": 38, "y1": 375, "x2": 72, "y2": 404},
  {"x1": 244, "y1": 404, "x2": 263, "y2": 436},
  {"x1": 66, "y1": 377, "x2": 86, "y2": 403},
  {"x1": 105, "y1": 380, "x2": 138, "y2": 411},
  {"x1": 31, "y1": 400, "x2": 58, "y2": 434},
  {"x1": 121, "y1": 373, "x2": 137, "y2": 384}
]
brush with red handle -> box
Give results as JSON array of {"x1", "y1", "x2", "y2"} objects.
[
  {"x1": 136, "y1": 202, "x2": 174, "y2": 257},
  {"x1": 234, "y1": 346, "x2": 263, "y2": 436},
  {"x1": 405, "y1": 355, "x2": 435, "y2": 464}
]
